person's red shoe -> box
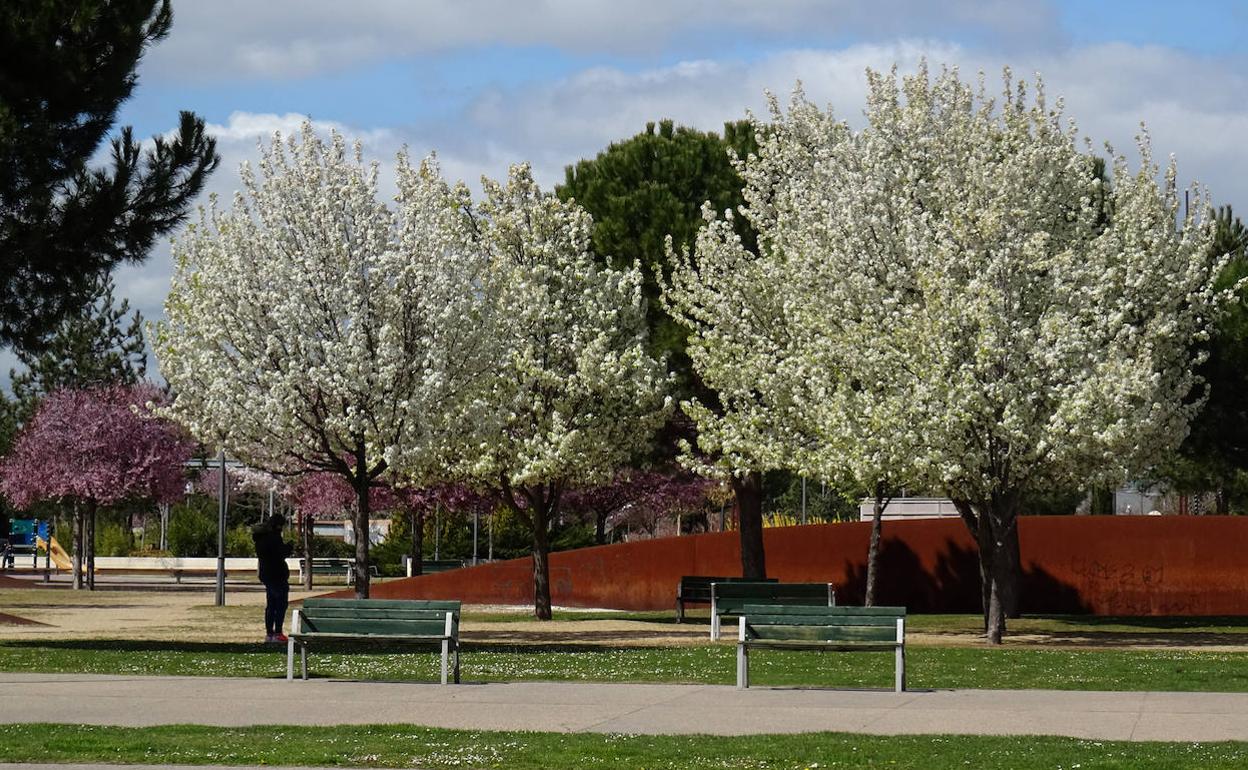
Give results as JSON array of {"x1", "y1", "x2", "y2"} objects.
[{"x1": 271, "y1": 633, "x2": 289, "y2": 643}]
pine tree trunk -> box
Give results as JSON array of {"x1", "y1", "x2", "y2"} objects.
[
  {"x1": 864, "y1": 484, "x2": 887, "y2": 607},
  {"x1": 353, "y1": 471, "x2": 371, "y2": 599},
  {"x1": 531, "y1": 498, "x2": 553, "y2": 620},
  {"x1": 411, "y1": 508, "x2": 424, "y2": 577},
  {"x1": 732, "y1": 472, "x2": 766, "y2": 579},
  {"x1": 71, "y1": 502, "x2": 83, "y2": 590},
  {"x1": 86, "y1": 499, "x2": 97, "y2": 591}
]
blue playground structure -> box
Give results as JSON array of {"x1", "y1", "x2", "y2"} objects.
[{"x1": 1, "y1": 519, "x2": 44, "y2": 569}]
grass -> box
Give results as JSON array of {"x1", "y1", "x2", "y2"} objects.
[
  {"x1": 3, "y1": 638, "x2": 1248, "y2": 691},
  {"x1": 1, "y1": 723, "x2": 1245, "y2": 769}
]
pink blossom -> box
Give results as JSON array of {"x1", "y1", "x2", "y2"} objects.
[{"x1": 0, "y1": 384, "x2": 194, "y2": 509}]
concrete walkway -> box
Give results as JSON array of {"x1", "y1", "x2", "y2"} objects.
[{"x1": 1, "y1": 673, "x2": 1247, "y2": 742}]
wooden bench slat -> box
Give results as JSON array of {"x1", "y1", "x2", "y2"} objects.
[
  {"x1": 748, "y1": 624, "x2": 898, "y2": 643},
  {"x1": 303, "y1": 598, "x2": 460, "y2": 611},
  {"x1": 740, "y1": 604, "x2": 904, "y2": 617},
  {"x1": 303, "y1": 609, "x2": 456, "y2": 621},
  {"x1": 302, "y1": 618, "x2": 452, "y2": 636}
]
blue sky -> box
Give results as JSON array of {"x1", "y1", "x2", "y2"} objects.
[{"x1": 5, "y1": 0, "x2": 1248, "y2": 386}]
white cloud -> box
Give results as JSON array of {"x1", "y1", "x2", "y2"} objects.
[
  {"x1": 151, "y1": 0, "x2": 1061, "y2": 81},
  {"x1": 8, "y1": 37, "x2": 1245, "y2": 394}
]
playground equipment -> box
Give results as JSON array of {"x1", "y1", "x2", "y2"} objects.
[
  {"x1": 34, "y1": 535, "x2": 71, "y2": 572},
  {"x1": 4, "y1": 519, "x2": 42, "y2": 568}
]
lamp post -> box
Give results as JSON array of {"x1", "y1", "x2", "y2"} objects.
[{"x1": 215, "y1": 448, "x2": 228, "y2": 607}]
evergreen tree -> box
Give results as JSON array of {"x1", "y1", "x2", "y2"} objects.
[
  {"x1": 0, "y1": 0, "x2": 218, "y2": 349},
  {"x1": 558, "y1": 120, "x2": 773, "y2": 578},
  {"x1": 558, "y1": 119, "x2": 757, "y2": 392},
  {"x1": 10, "y1": 272, "x2": 147, "y2": 422},
  {"x1": 1163, "y1": 205, "x2": 1248, "y2": 511}
]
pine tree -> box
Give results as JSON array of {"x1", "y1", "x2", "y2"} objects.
[
  {"x1": 558, "y1": 120, "x2": 772, "y2": 579},
  {"x1": 0, "y1": 0, "x2": 218, "y2": 349},
  {"x1": 10, "y1": 272, "x2": 147, "y2": 422}
]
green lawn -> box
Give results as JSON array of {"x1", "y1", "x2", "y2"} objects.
[
  {"x1": 518, "y1": 609, "x2": 1248, "y2": 637},
  {"x1": 2, "y1": 723, "x2": 1244, "y2": 769},
  {"x1": 4, "y1": 638, "x2": 1248, "y2": 691}
]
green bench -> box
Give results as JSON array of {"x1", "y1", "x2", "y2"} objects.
[
  {"x1": 675, "y1": 576, "x2": 778, "y2": 623},
  {"x1": 287, "y1": 598, "x2": 462, "y2": 684},
  {"x1": 735, "y1": 604, "x2": 907, "y2": 691},
  {"x1": 297, "y1": 558, "x2": 380, "y2": 585},
  {"x1": 710, "y1": 581, "x2": 836, "y2": 640}
]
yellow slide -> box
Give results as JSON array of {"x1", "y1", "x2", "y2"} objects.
[{"x1": 34, "y1": 536, "x2": 73, "y2": 572}]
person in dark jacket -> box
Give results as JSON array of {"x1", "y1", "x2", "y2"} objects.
[{"x1": 253, "y1": 514, "x2": 294, "y2": 643}]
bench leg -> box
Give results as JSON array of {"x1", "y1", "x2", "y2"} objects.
[
  {"x1": 440, "y1": 639, "x2": 449, "y2": 685},
  {"x1": 675, "y1": 599, "x2": 683, "y2": 624},
  {"x1": 453, "y1": 644, "x2": 461, "y2": 684},
  {"x1": 711, "y1": 612, "x2": 720, "y2": 641},
  {"x1": 736, "y1": 642, "x2": 748, "y2": 689},
  {"x1": 895, "y1": 644, "x2": 905, "y2": 692},
  {"x1": 286, "y1": 636, "x2": 294, "y2": 681},
  {"x1": 301, "y1": 643, "x2": 308, "y2": 681}
]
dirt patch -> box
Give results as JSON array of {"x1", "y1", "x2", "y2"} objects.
[
  {"x1": 0, "y1": 611, "x2": 49, "y2": 626},
  {"x1": 0, "y1": 576, "x2": 31, "y2": 588}
]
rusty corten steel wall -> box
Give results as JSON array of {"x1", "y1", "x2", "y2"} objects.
[{"x1": 355, "y1": 516, "x2": 1248, "y2": 615}]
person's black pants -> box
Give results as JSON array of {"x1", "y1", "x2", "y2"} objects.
[{"x1": 263, "y1": 579, "x2": 290, "y2": 635}]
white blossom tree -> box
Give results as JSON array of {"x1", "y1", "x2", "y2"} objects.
[
  {"x1": 667, "y1": 64, "x2": 1225, "y2": 643},
  {"x1": 154, "y1": 123, "x2": 494, "y2": 597},
  {"x1": 432, "y1": 164, "x2": 670, "y2": 620}
]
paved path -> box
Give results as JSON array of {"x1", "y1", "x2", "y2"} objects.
[{"x1": 2, "y1": 673, "x2": 1247, "y2": 742}]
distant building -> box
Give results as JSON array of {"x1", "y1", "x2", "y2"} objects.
[
  {"x1": 314, "y1": 519, "x2": 390, "y2": 545},
  {"x1": 858, "y1": 497, "x2": 961, "y2": 521},
  {"x1": 860, "y1": 484, "x2": 1170, "y2": 522}
]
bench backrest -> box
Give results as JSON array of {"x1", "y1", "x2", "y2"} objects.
[
  {"x1": 740, "y1": 604, "x2": 906, "y2": 643},
  {"x1": 679, "y1": 576, "x2": 777, "y2": 602},
  {"x1": 299, "y1": 598, "x2": 460, "y2": 637},
  {"x1": 712, "y1": 582, "x2": 835, "y2": 615}
]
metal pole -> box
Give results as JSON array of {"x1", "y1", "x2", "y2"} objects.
[
  {"x1": 801, "y1": 477, "x2": 807, "y2": 525},
  {"x1": 488, "y1": 511, "x2": 493, "y2": 561},
  {"x1": 215, "y1": 449, "x2": 227, "y2": 607},
  {"x1": 472, "y1": 509, "x2": 479, "y2": 566},
  {"x1": 434, "y1": 503, "x2": 440, "y2": 561}
]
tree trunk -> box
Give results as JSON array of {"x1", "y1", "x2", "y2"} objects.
[
  {"x1": 594, "y1": 509, "x2": 607, "y2": 546},
  {"x1": 864, "y1": 483, "x2": 888, "y2": 607},
  {"x1": 1001, "y1": 515, "x2": 1022, "y2": 619},
  {"x1": 71, "y1": 502, "x2": 83, "y2": 590},
  {"x1": 531, "y1": 498, "x2": 553, "y2": 621},
  {"x1": 732, "y1": 471, "x2": 766, "y2": 579},
  {"x1": 86, "y1": 499, "x2": 97, "y2": 591},
  {"x1": 953, "y1": 498, "x2": 999, "y2": 642},
  {"x1": 352, "y1": 471, "x2": 371, "y2": 599},
  {"x1": 301, "y1": 513, "x2": 314, "y2": 590},
  {"x1": 411, "y1": 508, "x2": 424, "y2": 577},
  {"x1": 977, "y1": 497, "x2": 1021, "y2": 645}
]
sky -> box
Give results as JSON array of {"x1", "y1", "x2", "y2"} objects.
[{"x1": 5, "y1": 0, "x2": 1248, "y2": 387}]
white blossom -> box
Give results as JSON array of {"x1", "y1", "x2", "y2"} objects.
[{"x1": 664, "y1": 63, "x2": 1225, "y2": 641}]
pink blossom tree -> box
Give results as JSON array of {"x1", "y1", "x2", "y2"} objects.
[
  {"x1": 287, "y1": 470, "x2": 402, "y2": 589},
  {"x1": 0, "y1": 384, "x2": 194, "y2": 589},
  {"x1": 563, "y1": 470, "x2": 714, "y2": 542},
  {"x1": 397, "y1": 483, "x2": 494, "y2": 575}
]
